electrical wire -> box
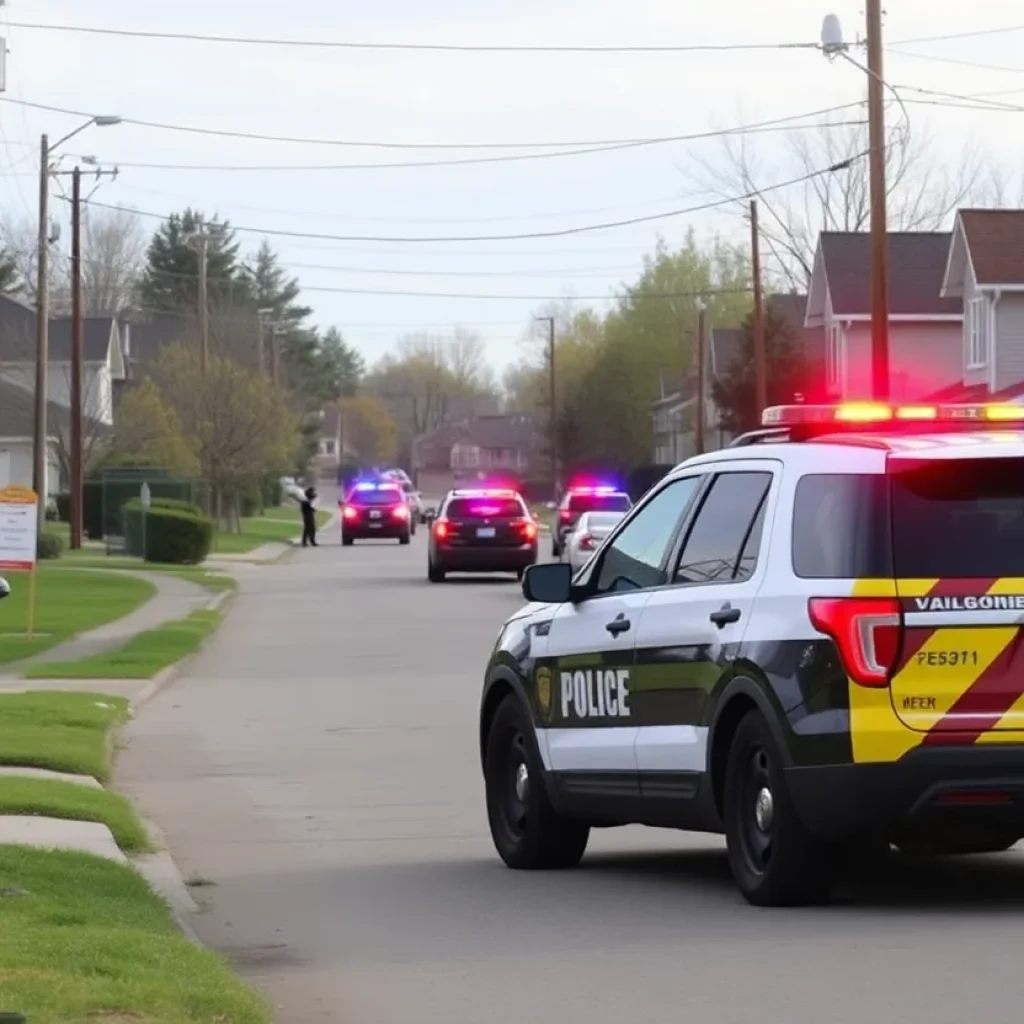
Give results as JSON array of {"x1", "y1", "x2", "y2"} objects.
[
  {"x1": 887, "y1": 47, "x2": 1024, "y2": 76},
  {"x1": 71, "y1": 155, "x2": 865, "y2": 245},
  {"x1": 0, "y1": 19, "x2": 820, "y2": 53},
  {"x1": 890, "y1": 23, "x2": 1024, "y2": 44},
  {"x1": 0, "y1": 95, "x2": 864, "y2": 158}
]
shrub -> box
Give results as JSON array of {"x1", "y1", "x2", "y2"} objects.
[
  {"x1": 123, "y1": 501, "x2": 213, "y2": 564},
  {"x1": 262, "y1": 476, "x2": 283, "y2": 508},
  {"x1": 151, "y1": 497, "x2": 203, "y2": 518},
  {"x1": 37, "y1": 531, "x2": 64, "y2": 560},
  {"x1": 241, "y1": 488, "x2": 261, "y2": 518}
]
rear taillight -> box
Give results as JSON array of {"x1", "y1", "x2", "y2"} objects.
[
  {"x1": 433, "y1": 517, "x2": 450, "y2": 540},
  {"x1": 808, "y1": 597, "x2": 902, "y2": 687},
  {"x1": 393, "y1": 505, "x2": 410, "y2": 520},
  {"x1": 558, "y1": 510, "x2": 572, "y2": 521},
  {"x1": 511, "y1": 518, "x2": 538, "y2": 541},
  {"x1": 578, "y1": 534, "x2": 595, "y2": 551},
  {"x1": 342, "y1": 505, "x2": 359, "y2": 521}
]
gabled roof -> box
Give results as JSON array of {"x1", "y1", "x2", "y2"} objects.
[
  {"x1": 806, "y1": 232, "x2": 962, "y2": 322},
  {"x1": 942, "y1": 210, "x2": 1024, "y2": 296},
  {"x1": 0, "y1": 296, "x2": 121, "y2": 367},
  {"x1": 455, "y1": 413, "x2": 536, "y2": 450},
  {"x1": 0, "y1": 377, "x2": 107, "y2": 439}
]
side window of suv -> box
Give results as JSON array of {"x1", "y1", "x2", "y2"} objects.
[
  {"x1": 673, "y1": 472, "x2": 772, "y2": 585},
  {"x1": 593, "y1": 477, "x2": 702, "y2": 594}
]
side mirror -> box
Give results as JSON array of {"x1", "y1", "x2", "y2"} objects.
[
  {"x1": 522, "y1": 562, "x2": 572, "y2": 604},
  {"x1": 0, "y1": 576, "x2": 9, "y2": 600}
]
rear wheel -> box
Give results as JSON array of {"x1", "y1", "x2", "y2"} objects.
[
  {"x1": 428, "y1": 561, "x2": 446, "y2": 583},
  {"x1": 399, "y1": 530, "x2": 411, "y2": 545},
  {"x1": 485, "y1": 695, "x2": 589, "y2": 869},
  {"x1": 342, "y1": 535, "x2": 354, "y2": 547},
  {"x1": 724, "y1": 711, "x2": 833, "y2": 906}
]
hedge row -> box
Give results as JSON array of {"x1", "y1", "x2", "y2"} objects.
[{"x1": 123, "y1": 500, "x2": 213, "y2": 565}]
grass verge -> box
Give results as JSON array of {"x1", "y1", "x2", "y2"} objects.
[
  {"x1": 0, "y1": 568, "x2": 155, "y2": 666},
  {"x1": 0, "y1": 692, "x2": 128, "y2": 782},
  {"x1": 25, "y1": 609, "x2": 224, "y2": 680},
  {"x1": 212, "y1": 506, "x2": 332, "y2": 554},
  {"x1": 57, "y1": 556, "x2": 238, "y2": 593},
  {"x1": 0, "y1": 777, "x2": 150, "y2": 852},
  {"x1": 0, "y1": 845, "x2": 272, "y2": 1023}
]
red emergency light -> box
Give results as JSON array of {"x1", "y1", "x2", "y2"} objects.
[{"x1": 762, "y1": 401, "x2": 1024, "y2": 429}]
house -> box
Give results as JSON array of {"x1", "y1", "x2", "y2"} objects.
[
  {"x1": 310, "y1": 407, "x2": 358, "y2": 479},
  {"x1": 651, "y1": 293, "x2": 824, "y2": 461},
  {"x1": 0, "y1": 296, "x2": 126, "y2": 426},
  {"x1": 804, "y1": 232, "x2": 963, "y2": 400},
  {"x1": 413, "y1": 413, "x2": 538, "y2": 497},
  {"x1": 0, "y1": 377, "x2": 73, "y2": 495},
  {"x1": 936, "y1": 209, "x2": 1024, "y2": 401}
]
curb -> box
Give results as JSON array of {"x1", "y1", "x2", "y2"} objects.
[
  {"x1": 130, "y1": 587, "x2": 238, "y2": 711},
  {"x1": 132, "y1": 817, "x2": 203, "y2": 946}
]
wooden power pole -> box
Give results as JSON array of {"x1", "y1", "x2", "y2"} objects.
[
  {"x1": 70, "y1": 166, "x2": 84, "y2": 550},
  {"x1": 866, "y1": 0, "x2": 890, "y2": 400},
  {"x1": 694, "y1": 302, "x2": 706, "y2": 456},
  {"x1": 750, "y1": 200, "x2": 767, "y2": 422}
]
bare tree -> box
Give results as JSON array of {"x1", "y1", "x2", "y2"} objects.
[
  {"x1": 80, "y1": 206, "x2": 147, "y2": 315},
  {"x1": 688, "y1": 114, "x2": 987, "y2": 292}
]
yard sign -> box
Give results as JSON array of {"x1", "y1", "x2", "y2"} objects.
[{"x1": 0, "y1": 485, "x2": 39, "y2": 636}]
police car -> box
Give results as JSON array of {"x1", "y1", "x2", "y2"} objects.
[
  {"x1": 478, "y1": 401, "x2": 1024, "y2": 906},
  {"x1": 551, "y1": 484, "x2": 632, "y2": 559},
  {"x1": 428, "y1": 488, "x2": 539, "y2": 583},
  {"x1": 341, "y1": 480, "x2": 412, "y2": 545}
]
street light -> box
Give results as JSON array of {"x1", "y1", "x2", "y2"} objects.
[
  {"x1": 33, "y1": 115, "x2": 121, "y2": 533},
  {"x1": 820, "y1": 10, "x2": 889, "y2": 400}
]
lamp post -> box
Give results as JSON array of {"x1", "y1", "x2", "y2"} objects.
[
  {"x1": 32, "y1": 115, "x2": 121, "y2": 535},
  {"x1": 821, "y1": 11, "x2": 889, "y2": 400}
]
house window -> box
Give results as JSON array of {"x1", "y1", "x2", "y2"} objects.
[
  {"x1": 967, "y1": 296, "x2": 990, "y2": 369},
  {"x1": 320, "y1": 439, "x2": 336, "y2": 456},
  {"x1": 827, "y1": 324, "x2": 843, "y2": 391}
]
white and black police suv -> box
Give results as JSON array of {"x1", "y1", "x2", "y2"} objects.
[{"x1": 479, "y1": 401, "x2": 1024, "y2": 905}]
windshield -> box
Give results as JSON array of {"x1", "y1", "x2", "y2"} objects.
[
  {"x1": 891, "y1": 457, "x2": 1024, "y2": 578},
  {"x1": 446, "y1": 497, "x2": 524, "y2": 518},
  {"x1": 567, "y1": 493, "x2": 631, "y2": 513}
]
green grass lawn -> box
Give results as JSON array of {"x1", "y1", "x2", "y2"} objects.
[
  {"x1": 0, "y1": 777, "x2": 150, "y2": 852},
  {"x1": 0, "y1": 845, "x2": 272, "y2": 1023},
  {"x1": 26, "y1": 609, "x2": 223, "y2": 680},
  {"x1": 0, "y1": 692, "x2": 128, "y2": 782},
  {"x1": 0, "y1": 568, "x2": 156, "y2": 665},
  {"x1": 212, "y1": 505, "x2": 332, "y2": 554}
]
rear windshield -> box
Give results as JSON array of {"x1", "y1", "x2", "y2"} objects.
[
  {"x1": 446, "y1": 497, "x2": 524, "y2": 519},
  {"x1": 585, "y1": 512, "x2": 626, "y2": 530},
  {"x1": 567, "y1": 493, "x2": 631, "y2": 513},
  {"x1": 792, "y1": 474, "x2": 891, "y2": 579},
  {"x1": 891, "y1": 458, "x2": 1024, "y2": 578},
  {"x1": 348, "y1": 487, "x2": 403, "y2": 505}
]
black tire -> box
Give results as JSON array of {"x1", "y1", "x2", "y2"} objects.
[
  {"x1": 723, "y1": 711, "x2": 833, "y2": 906},
  {"x1": 516, "y1": 567, "x2": 526, "y2": 581},
  {"x1": 485, "y1": 696, "x2": 589, "y2": 869},
  {"x1": 428, "y1": 561, "x2": 446, "y2": 583},
  {"x1": 399, "y1": 530, "x2": 411, "y2": 545},
  {"x1": 342, "y1": 535, "x2": 354, "y2": 547},
  {"x1": 551, "y1": 542, "x2": 561, "y2": 559}
]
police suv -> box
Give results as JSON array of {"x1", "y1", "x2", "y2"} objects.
[{"x1": 479, "y1": 401, "x2": 1024, "y2": 906}]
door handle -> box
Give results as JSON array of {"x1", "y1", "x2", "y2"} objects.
[
  {"x1": 605, "y1": 613, "x2": 631, "y2": 636},
  {"x1": 709, "y1": 603, "x2": 742, "y2": 628}
]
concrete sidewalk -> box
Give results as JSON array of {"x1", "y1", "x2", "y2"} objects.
[{"x1": 0, "y1": 570, "x2": 211, "y2": 681}]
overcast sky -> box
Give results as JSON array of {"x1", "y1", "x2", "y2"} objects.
[{"x1": 1, "y1": 0, "x2": 1022, "y2": 374}]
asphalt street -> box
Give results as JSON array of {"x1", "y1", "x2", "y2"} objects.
[{"x1": 120, "y1": 521, "x2": 1024, "y2": 1024}]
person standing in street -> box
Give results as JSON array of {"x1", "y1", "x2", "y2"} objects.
[{"x1": 300, "y1": 485, "x2": 319, "y2": 547}]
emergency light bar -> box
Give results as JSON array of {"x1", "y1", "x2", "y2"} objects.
[
  {"x1": 762, "y1": 402, "x2": 1024, "y2": 428},
  {"x1": 453, "y1": 488, "x2": 516, "y2": 497}
]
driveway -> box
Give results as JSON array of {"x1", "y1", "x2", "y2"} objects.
[{"x1": 119, "y1": 528, "x2": 1024, "y2": 1024}]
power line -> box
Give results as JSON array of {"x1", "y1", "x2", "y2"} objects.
[
  {"x1": 2, "y1": 19, "x2": 820, "y2": 53},
  {"x1": 0, "y1": 95, "x2": 863, "y2": 159},
  {"x1": 890, "y1": 23, "x2": 1024, "y2": 44},
  {"x1": 887, "y1": 47, "x2": 1024, "y2": 76},
  {"x1": 73, "y1": 155, "x2": 865, "y2": 245}
]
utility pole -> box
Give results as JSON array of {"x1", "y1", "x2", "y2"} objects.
[
  {"x1": 750, "y1": 200, "x2": 767, "y2": 422},
  {"x1": 536, "y1": 317, "x2": 557, "y2": 500},
  {"x1": 694, "y1": 302, "x2": 706, "y2": 456},
  {"x1": 32, "y1": 134, "x2": 50, "y2": 534},
  {"x1": 271, "y1": 325, "x2": 282, "y2": 387},
  {"x1": 257, "y1": 308, "x2": 274, "y2": 376},
  {"x1": 866, "y1": 0, "x2": 890, "y2": 400},
  {"x1": 187, "y1": 229, "x2": 213, "y2": 371}
]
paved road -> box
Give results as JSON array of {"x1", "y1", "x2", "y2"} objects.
[{"x1": 120, "y1": 528, "x2": 1024, "y2": 1024}]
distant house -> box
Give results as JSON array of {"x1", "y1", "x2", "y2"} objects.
[
  {"x1": 310, "y1": 407, "x2": 358, "y2": 479},
  {"x1": 804, "y1": 232, "x2": 962, "y2": 400},
  {"x1": 936, "y1": 209, "x2": 1024, "y2": 401},
  {"x1": 0, "y1": 295, "x2": 125, "y2": 427},
  {"x1": 413, "y1": 413, "x2": 538, "y2": 496},
  {"x1": 0, "y1": 378, "x2": 64, "y2": 493}
]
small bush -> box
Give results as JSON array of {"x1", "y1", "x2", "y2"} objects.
[
  {"x1": 37, "y1": 531, "x2": 64, "y2": 560},
  {"x1": 151, "y1": 496, "x2": 203, "y2": 518},
  {"x1": 123, "y1": 502, "x2": 213, "y2": 565},
  {"x1": 262, "y1": 476, "x2": 283, "y2": 508},
  {"x1": 55, "y1": 492, "x2": 71, "y2": 522},
  {"x1": 241, "y1": 488, "x2": 261, "y2": 518}
]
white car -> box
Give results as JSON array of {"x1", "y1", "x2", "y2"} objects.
[{"x1": 564, "y1": 510, "x2": 627, "y2": 573}]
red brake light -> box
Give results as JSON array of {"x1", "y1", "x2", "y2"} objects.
[
  {"x1": 433, "y1": 517, "x2": 449, "y2": 540},
  {"x1": 342, "y1": 505, "x2": 359, "y2": 521},
  {"x1": 558, "y1": 510, "x2": 572, "y2": 521},
  {"x1": 808, "y1": 597, "x2": 902, "y2": 687},
  {"x1": 578, "y1": 534, "x2": 595, "y2": 551},
  {"x1": 393, "y1": 505, "x2": 410, "y2": 520},
  {"x1": 511, "y1": 518, "x2": 538, "y2": 541}
]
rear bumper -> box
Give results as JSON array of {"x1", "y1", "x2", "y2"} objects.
[
  {"x1": 342, "y1": 522, "x2": 408, "y2": 538},
  {"x1": 434, "y1": 544, "x2": 537, "y2": 572},
  {"x1": 787, "y1": 745, "x2": 1024, "y2": 841}
]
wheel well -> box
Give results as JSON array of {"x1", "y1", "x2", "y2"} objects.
[
  {"x1": 709, "y1": 694, "x2": 758, "y2": 818},
  {"x1": 480, "y1": 680, "x2": 514, "y2": 769}
]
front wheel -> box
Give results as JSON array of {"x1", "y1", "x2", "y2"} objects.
[
  {"x1": 723, "y1": 711, "x2": 833, "y2": 906},
  {"x1": 485, "y1": 696, "x2": 589, "y2": 869}
]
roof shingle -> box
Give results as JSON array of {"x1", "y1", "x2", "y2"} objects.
[{"x1": 957, "y1": 209, "x2": 1024, "y2": 286}]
